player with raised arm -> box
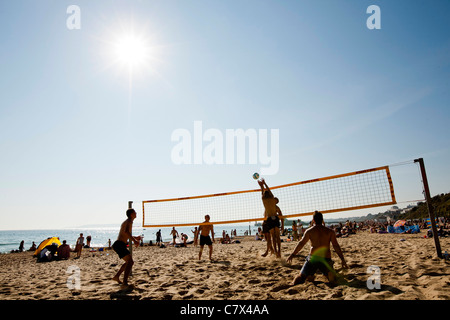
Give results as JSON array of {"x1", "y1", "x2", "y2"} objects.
[{"x1": 258, "y1": 178, "x2": 282, "y2": 258}]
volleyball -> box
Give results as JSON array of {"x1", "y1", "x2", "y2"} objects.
[{"x1": 252, "y1": 172, "x2": 260, "y2": 180}]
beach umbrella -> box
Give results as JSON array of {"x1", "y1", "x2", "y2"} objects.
[{"x1": 393, "y1": 220, "x2": 406, "y2": 228}]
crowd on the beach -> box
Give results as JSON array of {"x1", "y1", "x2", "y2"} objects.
[
  {"x1": 12, "y1": 216, "x2": 449, "y2": 255},
  {"x1": 11, "y1": 216, "x2": 449, "y2": 257},
  {"x1": 10, "y1": 232, "x2": 118, "y2": 262},
  {"x1": 279, "y1": 217, "x2": 450, "y2": 239},
  {"x1": 334, "y1": 217, "x2": 450, "y2": 237},
  {"x1": 158, "y1": 227, "x2": 240, "y2": 247},
  {"x1": 269, "y1": 216, "x2": 450, "y2": 241}
]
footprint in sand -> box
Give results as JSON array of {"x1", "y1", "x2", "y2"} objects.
[
  {"x1": 271, "y1": 283, "x2": 291, "y2": 292},
  {"x1": 287, "y1": 288, "x2": 300, "y2": 295},
  {"x1": 247, "y1": 279, "x2": 261, "y2": 284},
  {"x1": 195, "y1": 286, "x2": 209, "y2": 294},
  {"x1": 89, "y1": 279, "x2": 102, "y2": 284}
]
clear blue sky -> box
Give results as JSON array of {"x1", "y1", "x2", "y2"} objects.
[{"x1": 1, "y1": 0, "x2": 449, "y2": 230}]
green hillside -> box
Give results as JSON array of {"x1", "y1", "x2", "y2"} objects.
[{"x1": 400, "y1": 193, "x2": 450, "y2": 220}]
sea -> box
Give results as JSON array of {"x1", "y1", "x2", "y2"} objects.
[{"x1": 0, "y1": 223, "x2": 260, "y2": 254}]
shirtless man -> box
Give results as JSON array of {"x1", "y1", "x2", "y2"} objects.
[
  {"x1": 258, "y1": 179, "x2": 282, "y2": 258},
  {"x1": 197, "y1": 215, "x2": 215, "y2": 260},
  {"x1": 112, "y1": 208, "x2": 141, "y2": 286},
  {"x1": 170, "y1": 227, "x2": 179, "y2": 245},
  {"x1": 287, "y1": 211, "x2": 349, "y2": 285}
]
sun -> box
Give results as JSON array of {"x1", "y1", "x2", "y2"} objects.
[
  {"x1": 113, "y1": 33, "x2": 151, "y2": 70},
  {"x1": 96, "y1": 19, "x2": 166, "y2": 80}
]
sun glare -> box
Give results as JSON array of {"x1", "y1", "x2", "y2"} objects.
[
  {"x1": 113, "y1": 34, "x2": 150, "y2": 69},
  {"x1": 97, "y1": 19, "x2": 169, "y2": 86},
  {"x1": 95, "y1": 19, "x2": 168, "y2": 127}
]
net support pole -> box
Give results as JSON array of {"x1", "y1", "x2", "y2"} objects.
[
  {"x1": 128, "y1": 201, "x2": 133, "y2": 275},
  {"x1": 414, "y1": 158, "x2": 442, "y2": 259}
]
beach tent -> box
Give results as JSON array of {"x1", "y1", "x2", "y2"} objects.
[
  {"x1": 33, "y1": 237, "x2": 61, "y2": 257},
  {"x1": 387, "y1": 225, "x2": 420, "y2": 234}
]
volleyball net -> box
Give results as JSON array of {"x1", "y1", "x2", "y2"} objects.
[{"x1": 142, "y1": 165, "x2": 397, "y2": 228}]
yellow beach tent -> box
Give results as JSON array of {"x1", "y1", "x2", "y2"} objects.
[{"x1": 33, "y1": 237, "x2": 61, "y2": 257}]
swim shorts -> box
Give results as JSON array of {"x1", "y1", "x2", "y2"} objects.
[
  {"x1": 112, "y1": 240, "x2": 130, "y2": 259},
  {"x1": 262, "y1": 216, "x2": 280, "y2": 233},
  {"x1": 200, "y1": 235, "x2": 212, "y2": 246},
  {"x1": 300, "y1": 255, "x2": 335, "y2": 277}
]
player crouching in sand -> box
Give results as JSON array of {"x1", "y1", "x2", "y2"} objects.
[{"x1": 287, "y1": 211, "x2": 348, "y2": 285}]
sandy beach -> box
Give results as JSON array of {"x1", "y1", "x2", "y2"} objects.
[{"x1": 0, "y1": 233, "x2": 449, "y2": 300}]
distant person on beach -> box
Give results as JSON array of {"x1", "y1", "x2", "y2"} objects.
[
  {"x1": 57, "y1": 240, "x2": 71, "y2": 260},
  {"x1": 29, "y1": 241, "x2": 36, "y2": 251},
  {"x1": 221, "y1": 233, "x2": 231, "y2": 244},
  {"x1": 85, "y1": 235, "x2": 92, "y2": 248},
  {"x1": 287, "y1": 211, "x2": 349, "y2": 285},
  {"x1": 75, "y1": 233, "x2": 84, "y2": 258},
  {"x1": 18, "y1": 240, "x2": 24, "y2": 252},
  {"x1": 292, "y1": 221, "x2": 298, "y2": 241},
  {"x1": 258, "y1": 179, "x2": 282, "y2": 258},
  {"x1": 197, "y1": 215, "x2": 215, "y2": 260},
  {"x1": 170, "y1": 227, "x2": 179, "y2": 245},
  {"x1": 156, "y1": 229, "x2": 162, "y2": 246},
  {"x1": 191, "y1": 227, "x2": 198, "y2": 246},
  {"x1": 180, "y1": 233, "x2": 188, "y2": 247},
  {"x1": 298, "y1": 223, "x2": 305, "y2": 238},
  {"x1": 112, "y1": 208, "x2": 141, "y2": 286}
]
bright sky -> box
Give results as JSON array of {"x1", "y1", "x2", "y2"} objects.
[{"x1": 1, "y1": 1, "x2": 449, "y2": 230}]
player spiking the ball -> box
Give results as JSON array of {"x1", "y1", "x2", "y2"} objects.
[{"x1": 257, "y1": 177, "x2": 283, "y2": 258}]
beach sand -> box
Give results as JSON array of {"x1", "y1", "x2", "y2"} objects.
[{"x1": 0, "y1": 233, "x2": 449, "y2": 300}]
